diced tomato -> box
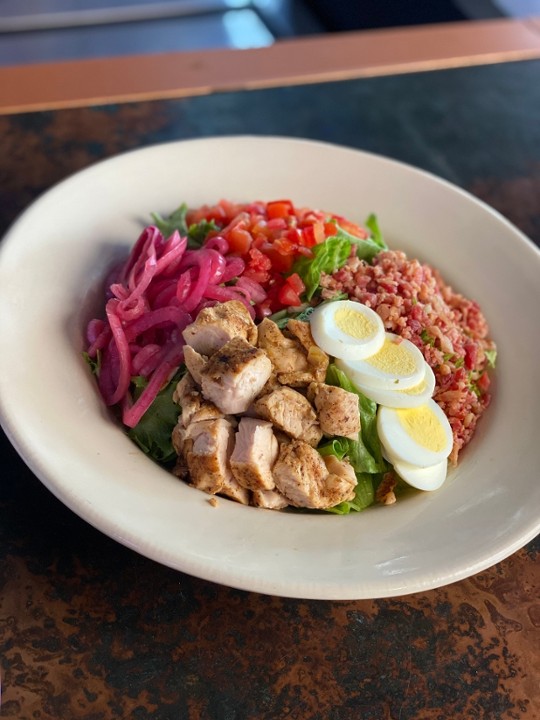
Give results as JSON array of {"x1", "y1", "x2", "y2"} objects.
[
  {"x1": 284, "y1": 227, "x2": 302, "y2": 245},
  {"x1": 278, "y1": 284, "x2": 302, "y2": 307},
  {"x1": 227, "y1": 226, "x2": 252, "y2": 255},
  {"x1": 323, "y1": 221, "x2": 338, "y2": 237},
  {"x1": 261, "y1": 246, "x2": 294, "y2": 273},
  {"x1": 251, "y1": 219, "x2": 272, "y2": 238},
  {"x1": 186, "y1": 203, "x2": 228, "y2": 226},
  {"x1": 244, "y1": 247, "x2": 272, "y2": 283},
  {"x1": 251, "y1": 234, "x2": 270, "y2": 251},
  {"x1": 266, "y1": 200, "x2": 294, "y2": 220},
  {"x1": 334, "y1": 217, "x2": 369, "y2": 239},
  {"x1": 275, "y1": 236, "x2": 299, "y2": 255},
  {"x1": 286, "y1": 273, "x2": 306, "y2": 295},
  {"x1": 267, "y1": 218, "x2": 288, "y2": 231},
  {"x1": 300, "y1": 221, "x2": 325, "y2": 247}
]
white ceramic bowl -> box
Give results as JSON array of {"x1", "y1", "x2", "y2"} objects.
[{"x1": 1, "y1": 136, "x2": 539, "y2": 599}]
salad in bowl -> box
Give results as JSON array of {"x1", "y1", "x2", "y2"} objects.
[{"x1": 85, "y1": 198, "x2": 496, "y2": 514}]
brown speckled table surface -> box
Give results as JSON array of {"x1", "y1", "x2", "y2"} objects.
[{"x1": 1, "y1": 60, "x2": 540, "y2": 720}]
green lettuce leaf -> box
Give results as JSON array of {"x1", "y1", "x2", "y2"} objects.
[
  {"x1": 127, "y1": 371, "x2": 183, "y2": 464},
  {"x1": 324, "y1": 473, "x2": 378, "y2": 514},
  {"x1": 291, "y1": 215, "x2": 387, "y2": 301},
  {"x1": 365, "y1": 213, "x2": 387, "y2": 250},
  {"x1": 330, "y1": 218, "x2": 388, "y2": 263},
  {"x1": 151, "y1": 203, "x2": 218, "y2": 248},
  {"x1": 292, "y1": 235, "x2": 352, "y2": 300}
]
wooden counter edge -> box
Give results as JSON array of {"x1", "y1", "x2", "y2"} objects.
[{"x1": 1, "y1": 16, "x2": 540, "y2": 115}]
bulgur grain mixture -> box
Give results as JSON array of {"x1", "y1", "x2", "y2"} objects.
[{"x1": 320, "y1": 250, "x2": 496, "y2": 465}]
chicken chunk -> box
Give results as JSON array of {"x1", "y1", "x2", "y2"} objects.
[
  {"x1": 257, "y1": 318, "x2": 329, "y2": 387},
  {"x1": 376, "y1": 471, "x2": 397, "y2": 506},
  {"x1": 308, "y1": 382, "x2": 360, "y2": 440},
  {"x1": 182, "y1": 417, "x2": 249, "y2": 504},
  {"x1": 257, "y1": 318, "x2": 309, "y2": 380},
  {"x1": 182, "y1": 300, "x2": 257, "y2": 355},
  {"x1": 183, "y1": 345, "x2": 207, "y2": 385},
  {"x1": 229, "y1": 418, "x2": 279, "y2": 491},
  {"x1": 253, "y1": 386, "x2": 323, "y2": 447},
  {"x1": 252, "y1": 488, "x2": 289, "y2": 510},
  {"x1": 323, "y1": 454, "x2": 358, "y2": 487},
  {"x1": 285, "y1": 319, "x2": 329, "y2": 383},
  {"x1": 172, "y1": 373, "x2": 222, "y2": 428},
  {"x1": 200, "y1": 336, "x2": 272, "y2": 415},
  {"x1": 273, "y1": 440, "x2": 357, "y2": 509}
]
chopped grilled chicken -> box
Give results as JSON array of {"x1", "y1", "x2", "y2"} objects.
[
  {"x1": 172, "y1": 454, "x2": 190, "y2": 481},
  {"x1": 273, "y1": 440, "x2": 357, "y2": 509},
  {"x1": 182, "y1": 417, "x2": 249, "y2": 504},
  {"x1": 259, "y1": 372, "x2": 282, "y2": 397},
  {"x1": 285, "y1": 319, "x2": 329, "y2": 382},
  {"x1": 257, "y1": 318, "x2": 329, "y2": 387},
  {"x1": 200, "y1": 336, "x2": 272, "y2": 415},
  {"x1": 257, "y1": 318, "x2": 309, "y2": 376},
  {"x1": 182, "y1": 300, "x2": 257, "y2": 355},
  {"x1": 171, "y1": 422, "x2": 187, "y2": 456},
  {"x1": 376, "y1": 471, "x2": 397, "y2": 505},
  {"x1": 253, "y1": 386, "x2": 323, "y2": 447},
  {"x1": 183, "y1": 345, "x2": 207, "y2": 385},
  {"x1": 252, "y1": 488, "x2": 289, "y2": 510},
  {"x1": 230, "y1": 418, "x2": 279, "y2": 491},
  {"x1": 322, "y1": 454, "x2": 358, "y2": 487},
  {"x1": 218, "y1": 472, "x2": 252, "y2": 504},
  {"x1": 172, "y1": 373, "x2": 222, "y2": 428},
  {"x1": 307, "y1": 382, "x2": 360, "y2": 440}
]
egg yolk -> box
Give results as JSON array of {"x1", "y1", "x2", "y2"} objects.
[
  {"x1": 365, "y1": 338, "x2": 416, "y2": 376},
  {"x1": 396, "y1": 406, "x2": 448, "y2": 452},
  {"x1": 334, "y1": 307, "x2": 378, "y2": 340},
  {"x1": 402, "y1": 376, "x2": 429, "y2": 396}
]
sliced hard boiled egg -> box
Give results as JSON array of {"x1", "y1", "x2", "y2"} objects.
[
  {"x1": 392, "y1": 457, "x2": 447, "y2": 491},
  {"x1": 377, "y1": 398, "x2": 453, "y2": 468},
  {"x1": 336, "y1": 332, "x2": 426, "y2": 391},
  {"x1": 351, "y1": 361, "x2": 436, "y2": 408},
  {"x1": 309, "y1": 300, "x2": 384, "y2": 360}
]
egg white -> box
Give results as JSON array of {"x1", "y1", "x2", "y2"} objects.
[
  {"x1": 352, "y1": 361, "x2": 436, "y2": 408},
  {"x1": 391, "y1": 456, "x2": 448, "y2": 491},
  {"x1": 336, "y1": 333, "x2": 426, "y2": 391},
  {"x1": 377, "y1": 399, "x2": 453, "y2": 468},
  {"x1": 309, "y1": 300, "x2": 385, "y2": 361}
]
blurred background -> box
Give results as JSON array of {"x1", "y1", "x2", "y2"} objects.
[{"x1": 1, "y1": 0, "x2": 539, "y2": 66}]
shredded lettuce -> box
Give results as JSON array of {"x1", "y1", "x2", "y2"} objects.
[
  {"x1": 292, "y1": 234, "x2": 352, "y2": 300},
  {"x1": 127, "y1": 371, "x2": 183, "y2": 464},
  {"x1": 151, "y1": 203, "x2": 218, "y2": 248}
]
